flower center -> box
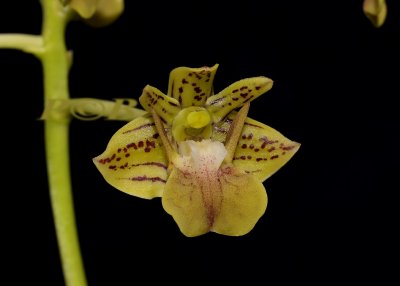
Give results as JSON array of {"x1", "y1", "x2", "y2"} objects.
[
  {"x1": 186, "y1": 110, "x2": 210, "y2": 129},
  {"x1": 172, "y1": 107, "x2": 212, "y2": 142}
]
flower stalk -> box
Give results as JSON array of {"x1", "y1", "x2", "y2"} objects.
[
  {"x1": 0, "y1": 34, "x2": 43, "y2": 56},
  {"x1": 41, "y1": 0, "x2": 87, "y2": 285},
  {"x1": 0, "y1": 0, "x2": 88, "y2": 285}
]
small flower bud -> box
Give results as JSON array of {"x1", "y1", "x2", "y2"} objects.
[
  {"x1": 85, "y1": 0, "x2": 124, "y2": 27},
  {"x1": 363, "y1": 0, "x2": 387, "y2": 27}
]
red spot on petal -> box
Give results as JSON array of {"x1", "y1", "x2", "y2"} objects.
[
  {"x1": 194, "y1": 87, "x2": 202, "y2": 93},
  {"x1": 146, "y1": 140, "x2": 156, "y2": 148},
  {"x1": 126, "y1": 143, "x2": 137, "y2": 149}
]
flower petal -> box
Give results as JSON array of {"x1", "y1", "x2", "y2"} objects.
[
  {"x1": 212, "y1": 113, "x2": 300, "y2": 182},
  {"x1": 139, "y1": 85, "x2": 181, "y2": 125},
  {"x1": 93, "y1": 115, "x2": 168, "y2": 199},
  {"x1": 363, "y1": 0, "x2": 387, "y2": 27},
  {"x1": 206, "y1": 77, "x2": 273, "y2": 123},
  {"x1": 167, "y1": 64, "x2": 219, "y2": 107},
  {"x1": 162, "y1": 164, "x2": 267, "y2": 237},
  {"x1": 212, "y1": 166, "x2": 267, "y2": 236}
]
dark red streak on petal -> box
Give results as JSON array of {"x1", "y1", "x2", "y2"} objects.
[
  {"x1": 130, "y1": 162, "x2": 168, "y2": 169},
  {"x1": 244, "y1": 122, "x2": 263, "y2": 129},
  {"x1": 242, "y1": 95, "x2": 254, "y2": 103},
  {"x1": 208, "y1": 97, "x2": 225, "y2": 105},
  {"x1": 130, "y1": 176, "x2": 167, "y2": 183},
  {"x1": 281, "y1": 145, "x2": 296, "y2": 151},
  {"x1": 122, "y1": 123, "x2": 156, "y2": 134}
]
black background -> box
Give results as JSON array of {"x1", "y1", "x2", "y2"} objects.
[{"x1": 1, "y1": 1, "x2": 399, "y2": 285}]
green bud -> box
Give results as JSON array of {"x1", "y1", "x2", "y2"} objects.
[
  {"x1": 85, "y1": 0, "x2": 124, "y2": 27},
  {"x1": 363, "y1": 0, "x2": 387, "y2": 28},
  {"x1": 69, "y1": 0, "x2": 99, "y2": 19}
]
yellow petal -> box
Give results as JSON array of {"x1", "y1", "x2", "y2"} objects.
[
  {"x1": 211, "y1": 165, "x2": 267, "y2": 236},
  {"x1": 206, "y1": 77, "x2": 273, "y2": 123},
  {"x1": 212, "y1": 113, "x2": 300, "y2": 182},
  {"x1": 363, "y1": 0, "x2": 387, "y2": 27},
  {"x1": 139, "y1": 85, "x2": 181, "y2": 125},
  {"x1": 162, "y1": 140, "x2": 267, "y2": 237},
  {"x1": 93, "y1": 115, "x2": 168, "y2": 199},
  {"x1": 69, "y1": 0, "x2": 99, "y2": 19},
  {"x1": 167, "y1": 64, "x2": 219, "y2": 107}
]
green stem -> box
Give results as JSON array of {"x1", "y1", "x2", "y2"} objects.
[
  {"x1": 41, "y1": 0, "x2": 87, "y2": 285},
  {"x1": 0, "y1": 34, "x2": 43, "y2": 57}
]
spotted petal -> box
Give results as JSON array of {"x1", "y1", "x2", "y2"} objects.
[
  {"x1": 206, "y1": 77, "x2": 273, "y2": 123},
  {"x1": 167, "y1": 64, "x2": 219, "y2": 107},
  {"x1": 212, "y1": 112, "x2": 300, "y2": 182},
  {"x1": 93, "y1": 115, "x2": 168, "y2": 199},
  {"x1": 139, "y1": 85, "x2": 181, "y2": 125}
]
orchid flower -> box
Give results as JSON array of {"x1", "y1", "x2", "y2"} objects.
[{"x1": 93, "y1": 65, "x2": 300, "y2": 237}]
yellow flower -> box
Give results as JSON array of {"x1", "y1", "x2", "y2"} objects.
[
  {"x1": 93, "y1": 65, "x2": 300, "y2": 237},
  {"x1": 363, "y1": 0, "x2": 387, "y2": 27},
  {"x1": 66, "y1": 0, "x2": 124, "y2": 27}
]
